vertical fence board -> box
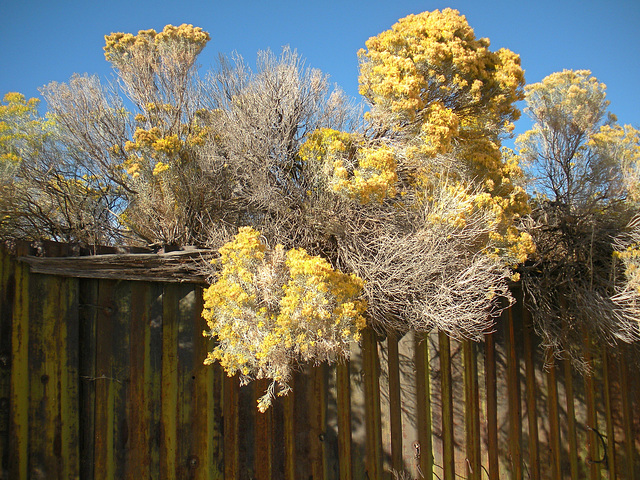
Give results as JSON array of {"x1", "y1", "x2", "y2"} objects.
[
  {"x1": 563, "y1": 357, "x2": 579, "y2": 479},
  {"x1": 93, "y1": 279, "x2": 116, "y2": 480},
  {"x1": 546, "y1": 355, "x2": 562, "y2": 480},
  {"x1": 602, "y1": 352, "x2": 617, "y2": 479},
  {"x1": 148, "y1": 282, "x2": 164, "y2": 478},
  {"x1": 283, "y1": 379, "x2": 296, "y2": 480},
  {"x1": 191, "y1": 286, "x2": 224, "y2": 479},
  {"x1": 29, "y1": 274, "x2": 65, "y2": 478},
  {"x1": 349, "y1": 342, "x2": 367, "y2": 480},
  {"x1": 161, "y1": 284, "x2": 179, "y2": 479},
  {"x1": 128, "y1": 282, "x2": 152, "y2": 479},
  {"x1": 238, "y1": 371, "x2": 256, "y2": 479},
  {"x1": 362, "y1": 328, "x2": 383, "y2": 480},
  {"x1": 387, "y1": 332, "x2": 403, "y2": 474},
  {"x1": 463, "y1": 339, "x2": 481, "y2": 480},
  {"x1": 504, "y1": 306, "x2": 523, "y2": 480},
  {"x1": 9, "y1": 250, "x2": 28, "y2": 480},
  {"x1": 415, "y1": 332, "x2": 434, "y2": 479},
  {"x1": 584, "y1": 337, "x2": 602, "y2": 480},
  {"x1": 224, "y1": 373, "x2": 240, "y2": 479},
  {"x1": 484, "y1": 331, "x2": 499, "y2": 480},
  {"x1": 619, "y1": 352, "x2": 635, "y2": 479},
  {"x1": 78, "y1": 279, "x2": 98, "y2": 480},
  {"x1": 0, "y1": 250, "x2": 12, "y2": 478},
  {"x1": 60, "y1": 276, "x2": 80, "y2": 480},
  {"x1": 112, "y1": 281, "x2": 131, "y2": 479},
  {"x1": 630, "y1": 356, "x2": 640, "y2": 479},
  {"x1": 439, "y1": 330, "x2": 455, "y2": 480},
  {"x1": 310, "y1": 364, "x2": 328, "y2": 480},
  {"x1": 177, "y1": 286, "x2": 195, "y2": 479},
  {"x1": 522, "y1": 306, "x2": 540, "y2": 480},
  {"x1": 336, "y1": 361, "x2": 352, "y2": 480},
  {"x1": 254, "y1": 378, "x2": 273, "y2": 480}
]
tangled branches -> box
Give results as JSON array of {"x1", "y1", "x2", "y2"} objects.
[{"x1": 336, "y1": 178, "x2": 514, "y2": 340}]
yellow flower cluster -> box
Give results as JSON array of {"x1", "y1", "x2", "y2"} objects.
[
  {"x1": 299, "y1": 128, "x2": 398, "y2": 204},
  {"x1": 1, "y1": 93, "x2": 43, "y2": 165},
  {"x1": 589, "y1": 124, "x2": 640, "y2": 204},
  {"x1": 615, "y1": 244, "x2": 640, "y2": 293},
  {"x1": 122, "y1": 127, "x2": 184, "y2": 177},
  {"x1": 202, "y1": 227, "x2": 367, "y2": 411},
  {"x1": 104, "y1": 24, "x2": 210, "y2": 65}
]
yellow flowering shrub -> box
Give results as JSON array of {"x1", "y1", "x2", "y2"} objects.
[
  {"x1": 358, "y1": 8, "x2": 525, "y2": 165},
  {"x1": 350, "y1": 9, "x2": 532, "y2": 265},
  {"x1": 202, "y1": 227, "x2": 367, "y2": 411}
]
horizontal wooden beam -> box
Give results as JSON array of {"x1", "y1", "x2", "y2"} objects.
[{"x1": 17, "y1": 248, "x2": 215, "y2": 283}]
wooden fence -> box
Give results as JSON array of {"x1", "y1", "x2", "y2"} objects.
[{"x1": 1, "y1": 243, "x2": 639, "y2": 479}]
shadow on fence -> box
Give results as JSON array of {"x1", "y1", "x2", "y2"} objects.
[{"x1": 1, "y1": 242, "x2": 639, "y2": 479}]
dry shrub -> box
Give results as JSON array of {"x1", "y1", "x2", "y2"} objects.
[{"x1": 337, "y1": 177, "x2": 514, "y2": 340}]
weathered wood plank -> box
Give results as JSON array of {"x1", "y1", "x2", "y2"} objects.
[
  {"x1": 387, "y1": 332, "x2": 403, "y2": 474},
  {"x1": 584, "y1": 337, "x2": 602, "y2": 480},
  {"x1": 336, "y1": 361, "x2": 353, "y2": 480},
  {"x1": 161, "y1": 283, "x2": 179, "y2": 479},
  {"x1": 9, "y1": 248, "x2": 29, "y2": 480},
  {"x1": 463, "y1": 339, "x2": 481, "y2": 480},
  {"x1": 504, "y1": 306, "x2": 523, "y2": 480},
  {"x1": 439, "y1": 330, "x2": 455, "y2": 480},
  {"x1": 60, "y1": 276, "x2": 80, "y2": 479},
  {"x1": 19, "y1": 248, "x2": 213, "y2": 283},
  {"x1": 310, "y1": 364, "x2": 328, "y2": 480},
  {"x1": 602, "y1": 352, "x2": 617, "y2": 479},
  {"x1": 563, "y1": 357, "x2": 580, "y2": 479},
  {"x1": 521, "y1": 305, "x2": 540, "y2": 480},
  {"x1": 0, "y1": 249, "x2": 13, "y2": 477},
  {"x1": 223, "y1": 374, "x2": 240, "y2": 479},
  {"x1": 545, "y1": 354, "x2": 562, "y2": 480},
  {"x1": 619, "y1": 352, "x2": 635, "y2": 479},
  {"x1": 238, "y1": 379, "x2": 256, "y2": 480},
  {"x1": 415, "y1": 332, "x2": 434, "y2": 479},
  {"x1": 255, "y1": 378, "x2": 273, "y2": 480},
  {"x1": 78, "y1": 279, "x2": 98, "y2": 480},
  {"x1": 150, "y1": 283, "x2": 165, "y2": 477},
  {"x1": 362, "y1": 328, "x2": 383, "y2": 480},
  {"x1": 93, "y1": 280, "x2": 116, "y2": 480},
  {"x1": 28, "y1": 273, "x2": 62, "y2": 478},
  {"x1": 112, "y1": 281, "x2": 132, "y2": 479},
  {"x1": 191, "y1": 286, "x2": 224, "y2": 479},
  {"x1": 127, "y1": 282, "x2": 152, "y2": 479},
  {"x1": 484, "y1": 331, "x2": 499, "y2": 480},
  {"x1": 177, "y1": 285, "x2": 196, "y2": 479},
  {"x1": 283, "y1": 378, "x2": 296, "y2": 480}
]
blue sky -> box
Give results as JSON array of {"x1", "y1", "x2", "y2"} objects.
[{"x1": 1, "y1": 0, "x2": 639, "y2": 143}]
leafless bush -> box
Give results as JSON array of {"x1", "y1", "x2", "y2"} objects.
[
  {"x1": 197, "y1": 47, "x2": 361, "y2": 251},
  {"x1": 521, "y1": 204, "x2": 639, "y2": 369}
]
